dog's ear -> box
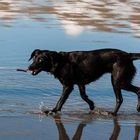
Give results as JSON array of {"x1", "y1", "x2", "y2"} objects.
[{"x1": 29, "y1": 49, "x2": 41, "y2": 61}]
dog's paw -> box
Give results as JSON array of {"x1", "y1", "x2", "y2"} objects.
[
  {"x1": 43, "y1": 109, "x2": 56, "y2": 115},
  {"x1": 43, "y1": 108, "x2": 60, "y2": 116},
  {"x1": 42, "y1": 108, "x2": 51, "y2": 114},
  {"x1": 108, "y1": 112, "x2": 117, "y2": 117}
]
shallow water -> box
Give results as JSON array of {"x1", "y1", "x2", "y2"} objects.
[
  {"x1": 0, "y1": 114, "x2": 139, "y2": 140},
  {"x1": 0, "y1": 0, "x2": 140, "y2": 139}
]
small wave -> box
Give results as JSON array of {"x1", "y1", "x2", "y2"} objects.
[
  {"x1": 0, "y1": 67, "x2": 17, "y2": 70},
  {"x1": 0, "y1": 109, "x2": 15, "y2": 113}
]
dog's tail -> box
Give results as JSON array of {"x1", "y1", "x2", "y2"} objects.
[{"x1": 130, "y1": 53, "x2": 140, "y2": 61}]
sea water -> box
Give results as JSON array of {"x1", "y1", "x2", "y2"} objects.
[{"x1": 0, "y1": 0, "x2": 140, "y2": 119}]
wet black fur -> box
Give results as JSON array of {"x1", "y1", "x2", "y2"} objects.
[{"x1": 28, "y1": 48, "x2": 140, "y2": 115}]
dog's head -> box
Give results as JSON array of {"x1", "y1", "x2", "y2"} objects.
[{"x1": 28, "y1": 49, "x2": 62, "y2": 75}]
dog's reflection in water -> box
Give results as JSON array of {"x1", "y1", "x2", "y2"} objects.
[
  {"x1": 109, "y1": 119, "x2": 120, "y2": 140},
  {"x1": 51, "y1": 114, "x2": 140, "y2": 140},
  {"x1": 110, "y1": 119, "x2": 140, "y2": 140},
  {"x1": 53, "y1": 114, "x2": 86, "y2": 140},
  {"x1": 134, "y1": 124, "x2": 140, "y2": 140}
]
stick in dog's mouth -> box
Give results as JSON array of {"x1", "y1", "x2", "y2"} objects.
[{"x1": 16, "y1": 68, "x2": 28, "y2": 72}]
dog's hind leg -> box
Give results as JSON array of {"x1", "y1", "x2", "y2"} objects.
[
  {"x1": 112, "y1": 62, "x2": 140, "y2": 112},
  {"x1": 78, "y1": 85, "x2": 95, "y2": 110},
  {"x1": 111, "y1": 61, "x2": 139, "y2": 115},
  {"x1": 122, "y1": 84, "x2": 140, "y2": 112}
]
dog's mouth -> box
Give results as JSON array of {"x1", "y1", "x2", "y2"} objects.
[{"x1": 30, "y1": 69, "x2": 42, "y2": 75}]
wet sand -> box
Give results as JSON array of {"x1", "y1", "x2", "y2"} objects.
[{"x1": 0, "y1": 109, "x2": 139, "y2": 140}]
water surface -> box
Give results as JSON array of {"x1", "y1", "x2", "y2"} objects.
[{"x1": 0, "y1": 0, "x2": 140, "y2": 139}]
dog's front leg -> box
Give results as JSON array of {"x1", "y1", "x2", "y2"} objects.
[
  {"x1": 78, "y1": 85, "x2": 94, "y2": 110},
  {"x1": 51, "y1": 85, "x2": 74, "y2": 113}
]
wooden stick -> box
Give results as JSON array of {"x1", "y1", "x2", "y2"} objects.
[{"x1": 16, "y1": 68, "x2": 28, "y2": 72}]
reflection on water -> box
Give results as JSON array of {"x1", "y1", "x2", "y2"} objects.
[
  {"x1": 0, "y1": 113, "x2": 139, "y2": 140},
  {"x1": 0, "y1": 0, "x2": 140, "y2": 37},
  {"x1": 53, "y1": 114, "x2": 86, "y2": 140},
  {"x1": 51, "y1": 114, "x2": 140, "y2": 140},
  {"x1": 109, "y1": 119, "x2": 120, "y2": 140}
]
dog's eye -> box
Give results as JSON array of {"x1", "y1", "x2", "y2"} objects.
[{"x1": 39, "y1": 58, "x2": 43, "y2": 63}]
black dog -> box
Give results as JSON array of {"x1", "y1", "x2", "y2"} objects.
[{"x1": 28, "y1": 48, "x2": 140, "y2": 116}]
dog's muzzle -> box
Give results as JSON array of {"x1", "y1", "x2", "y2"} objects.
[{"x1": 28, "y1": 65, "x2": 42, "y2": 75}]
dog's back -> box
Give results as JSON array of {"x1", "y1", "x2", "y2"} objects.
[{"x1": 61, "y1": 49, "x2": 131, "y2": 84}]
